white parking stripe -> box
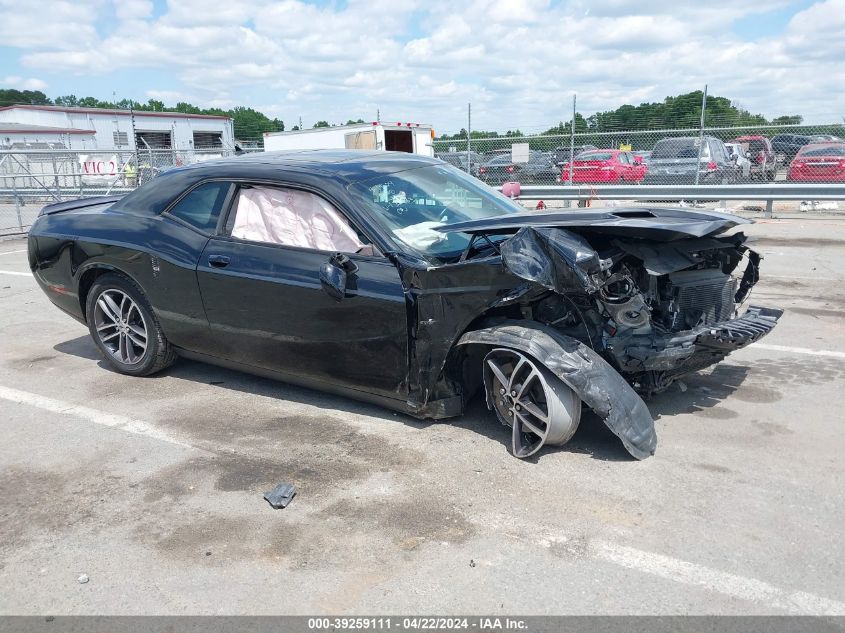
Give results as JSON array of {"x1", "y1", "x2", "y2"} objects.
[
  {"x1": 0, "y1": 249, "x2": 27, "y2": 256},
  {"x1": 0, "y1": 270, "x2": 31, "y2": 276},
  {"x1": 752, "y1": 343, "x2": 845, "y2": 359},
  {"x1": 591, "y1": 540, "x2": 845, "y2": 615},
  {"x1": 0, "y1": 384, "x2": 197, "y2": 450}
]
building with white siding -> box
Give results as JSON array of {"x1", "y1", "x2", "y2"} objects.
[
  {"x1": 0, "y1": 122, "x2": 96, "y2": 149},
  {"x1": 0, "y1": 105, "x2": 234, "y2": 151}
]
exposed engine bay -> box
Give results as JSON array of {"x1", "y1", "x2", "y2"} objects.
[
  {"x1": 443, "y1": 208, "x2": 783, "y2": 400},
  {"x1": 523, "y1": 230, "x2": 779, "y2": 396}
]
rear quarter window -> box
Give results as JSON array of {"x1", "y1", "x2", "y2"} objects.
[{"x1": 166, "y1": 181, "x2": 231, "y2": 232}]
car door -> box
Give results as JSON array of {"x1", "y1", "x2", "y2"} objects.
[
  {"x1": 617, "y1": 152, "x2": 633, "y2": 181},
  {"x1": 196, "y1": 183, "x2": 409, "y2": 399}
]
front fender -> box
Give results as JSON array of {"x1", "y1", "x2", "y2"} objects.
[{"x1": 457, "y1": 319, "x2": 656, "y2": 460}]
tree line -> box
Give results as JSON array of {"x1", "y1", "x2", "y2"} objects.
[
  {"x1": 1, "y1": 87, "x2": 815, "y2": 148},
  {"x1": 437, "y1": 91, "x2": 806, "y2": 144}
]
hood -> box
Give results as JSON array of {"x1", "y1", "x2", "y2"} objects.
[{"x1": 438, "y1": 207, "x2": 751, "y2": 241}]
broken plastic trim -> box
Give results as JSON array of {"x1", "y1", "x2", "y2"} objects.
[
  {"x1": 499, "y1": 227, "x2": 602, "y2": 294},
  {"x1": 458, "y1": 320, "x2": 657, "y2": 460}
]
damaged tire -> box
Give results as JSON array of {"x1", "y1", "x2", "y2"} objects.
[{"x1": 483, "y1": 348, "x2": 581, "y2": 458}]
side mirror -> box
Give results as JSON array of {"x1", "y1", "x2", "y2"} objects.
[{"x1": 319, "y1": 253, "x2": 358, "y2": 301}]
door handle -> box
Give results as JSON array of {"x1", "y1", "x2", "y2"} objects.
[{"x1": 208, "y1": 254, "x2": 230, "y2": 268}]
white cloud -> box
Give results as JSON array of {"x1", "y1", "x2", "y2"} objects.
[
  {"x1": 2, "y1": 76, "x2": 48, "y2": 91},
  {"x1": 3, "y1": 0, "x2": 844, "y2": 132}
]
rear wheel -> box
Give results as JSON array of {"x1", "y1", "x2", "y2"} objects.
[
  {"x1": 483, "y1": 348, "x2": 581, "y2": 458},
  {"x1": 86, "y1": 273, "x2": 176, "y2": 376}
]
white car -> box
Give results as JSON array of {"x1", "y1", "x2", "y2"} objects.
[{"x1": 725, "y1": 142, "x2": 752, "y2": 180}]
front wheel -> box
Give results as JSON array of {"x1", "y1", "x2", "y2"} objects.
[
  {"x1": 86, "y1": 273, "x2": 176, "y2": 376},
  {"x1": 483, "y1": 348, "x2": 581, "y2": 458}
]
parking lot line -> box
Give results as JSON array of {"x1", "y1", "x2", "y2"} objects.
[
  {"x1": 0, "y1": 270, "x2": 30, "y2": 276},
  {"x1": 0, "y1": 249, "x2": 27, "y2": 256},
  {"x1": 752, "y1": 343, "x2": 845, "y2": 359},
  {"x1": 0, "y1": 384, "x2": 197, "y2": 450},
  {"x1": 591, "y1": 540, "x2": 845, "y2": 615}
]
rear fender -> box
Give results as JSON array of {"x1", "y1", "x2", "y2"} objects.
[{"x1": 457, "y1": 319, "x2": 656, "y2": 460}]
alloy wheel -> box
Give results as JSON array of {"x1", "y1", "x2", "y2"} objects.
[
  {"x1": 484, "y1": 348, "x2": 580, "y2": 458},
  {"x1": 93, "y1": 289, "x2": 149, "y2": 365}
]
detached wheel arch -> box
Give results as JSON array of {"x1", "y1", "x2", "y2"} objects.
[{"x1": 457, "y1": 320, "x2": 657, "y2": 460}]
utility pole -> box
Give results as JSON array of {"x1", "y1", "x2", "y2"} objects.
[
  {"x1": 377, "y1": 108, "x2": 380, "y2": 123},
  {"x1": 467, "y1": 102, "x2": 472, "y2": 173},
  {"x1": 694, "y1": 84, "x2": 708, "y2": 186},
  {"x1": 568, "y1": 93, "x2": 576, "y2": 187},
  {"x1": 298, "y1": 116, "x2": 302, "y2": 130}
]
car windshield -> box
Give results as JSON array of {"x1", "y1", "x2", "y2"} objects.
[
  {"x1": 651, "y1": 139, "x2": 705, "y2": 159},
  {"x1": 484, "y1": 155, "x2": 512, "y2": 166},
  {"x1": 576, "y1": 152, "x2": 614, "y2": 161},
  {"x1": 799, "y1": 145, "x2": 845, "y2": 157},
  {"x1": 347, "y1": 164, "x2": 523, "y2": 262}
]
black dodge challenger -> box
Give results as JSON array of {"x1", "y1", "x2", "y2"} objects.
[{"x1": 28, "y1": 150, "x2": 782, "y2": 459}]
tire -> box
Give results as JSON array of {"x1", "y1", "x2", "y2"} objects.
[
  {"x1": 85, "y1": 272, "x2": 176, "y2": 376},
  {"x1": 483, "y1": 347, "x2": 582, "y2": 458}
]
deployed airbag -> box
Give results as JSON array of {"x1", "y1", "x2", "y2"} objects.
[{"x1": 232, "y1": 186, "x2": 364, "y2": 253}]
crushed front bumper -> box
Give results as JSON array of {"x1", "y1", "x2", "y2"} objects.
[
  {"x1": 616, "y1": 305, "x2": 783, "y2": 386},
  {"x1": 695, "y1": 305, "x2": 783, "y2": 351}
]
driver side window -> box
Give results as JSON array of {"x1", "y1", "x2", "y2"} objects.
[{"x1": 228, "y1": 185, "x2": 375, "y2": 256}]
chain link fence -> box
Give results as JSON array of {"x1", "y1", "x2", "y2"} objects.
[
  {"x1": 4, "y1": 121, "x2": 845, "y2": 236},
  {"x1": 0, "y1": 146, "x2": 261, "y2": 236},
  {"x1": 433, "y1": 122, "x2": 845, "y2": 189}
]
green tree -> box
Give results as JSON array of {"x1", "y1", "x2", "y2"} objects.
[
  {"x1": 0, "y1": 88, "x2": 51, "y2": 106},
  {"x1": 772, "y1": 115, "x2": 803, "y2": 125},
  {"x1": 313, "y1": 120, "x2": 330, "y2": 128}
]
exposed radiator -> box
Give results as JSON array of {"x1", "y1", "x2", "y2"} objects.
[{"x1": 669, "y1": 269, "x2": 736, "y2": 328}]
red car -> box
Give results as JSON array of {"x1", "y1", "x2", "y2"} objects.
[
  {"x1": 729, "y1": 135, "x2": 776, "y2": 180},
  {"x1": 787, "y1": 143, "x2": 845, "y2": 182},
  {"x1": 560, "y1": 149, "x2": 647, "y2": 184}
]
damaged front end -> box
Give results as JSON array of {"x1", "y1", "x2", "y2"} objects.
[{"x1": 441, "y1": 207, "x2": 782, "y2": 458}]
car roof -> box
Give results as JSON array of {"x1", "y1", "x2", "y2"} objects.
[
  {"x1": 798, "y1": 142, "x2": 845, "y2": 152},
  {"x1": 111, "y1": 150, "x2": 443, "y2": 216}
]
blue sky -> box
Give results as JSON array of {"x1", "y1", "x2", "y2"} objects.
[{"x1": 1, "y1": 0, "x2": 843, "y2": 133}]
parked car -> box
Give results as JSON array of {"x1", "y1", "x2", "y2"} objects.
[
  {"x1": 811, "y1": 134, "x2": 844, "y2": 142},
  {"x1": 27, "y1": 151, "x2": 781, "y2": 459},
  {"x1": 551, "y1": 144, "x2": 598, "y2": 166},
  {"x1": 728, "y1": 135, "x2": 776, "y2": 181},
  {"x1": 632, "y1": 150, "x2": 651, "y2": 165},
  {"x1": 559, "y1": 149, "x2": 647, "y2": 184},
  {"x1": 771, "y1": 134, "x2": 816, "y2": 162},
  {"x1": 724, "y1": 143, "x2": 752, "y2": 180},
  {"x1": 478, "y1": 151, "x2": 559, "y2": 184},
  {"x1": 642, "y1": 136, "x2": 737, "y2": 185},
  {"x1": 787, "y1": 143, "x2": 845, "y2": 182},
  {"x1": 435, "y1": 151, "x2": 483, "y2": 175}
]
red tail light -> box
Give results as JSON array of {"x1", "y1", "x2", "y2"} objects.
[
  {"x1": 757, "y1": 152, "x2": 766, "y2": 164},
  {"x1": 479, "y1": 167, "x2": 486, "y2": 173},
  {"x1": 506, "y1": 166, "x2": 515, "y2": 173},
  {"x1": 706, "y1": 161, "x2": 718, "y2": 172}
]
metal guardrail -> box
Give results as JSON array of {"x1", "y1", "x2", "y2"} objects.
[
  {"x1": 504, "y1": 183, "x2": 845, "y2": 201},
  {"x1": 502, "y1": 183, "x2": 845, "y2": 218}
]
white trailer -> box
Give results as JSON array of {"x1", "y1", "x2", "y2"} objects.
[{"x1": 263, "y1": 122, "x2": 435, "y2": 156}]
